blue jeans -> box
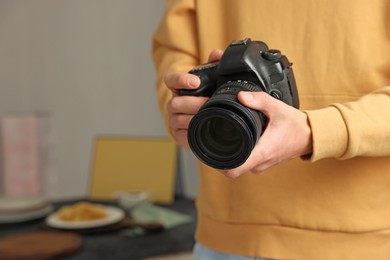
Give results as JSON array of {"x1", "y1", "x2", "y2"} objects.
[{"x1": 193, "y1": 243, "x2": 273, "y2": 260}]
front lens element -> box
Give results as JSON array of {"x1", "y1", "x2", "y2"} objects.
[
  {"x1": 188, "y1": 107, "x2": 255, "y2": 169},
  {"x1": 199, "y1": 117, "x2": 243, "y2": 161}
]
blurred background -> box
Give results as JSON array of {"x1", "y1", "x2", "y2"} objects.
[{"x1": 0, "y1": 0, "x2": 199, "y2": 201}]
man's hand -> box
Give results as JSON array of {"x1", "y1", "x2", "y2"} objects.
[
  {"x1": 219, "y1": 91, "x2": 313, "y2": 178},
  {"x1": 163, "y1": 49, "x2": 223, "y2": 149}
]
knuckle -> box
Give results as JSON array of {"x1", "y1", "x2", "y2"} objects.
[
  {"x1": 169, "y1": 116, "x2": 182, "y2": 131},
  {"x1": 169, "y1": 97, "x2": 181, "y2": 112},
  {"x1": 168, "y1": 115, "x2": 176, "y2": 128},
  {"x1": 167, "y1": 100, "x2": 174, "y2": 114},
  {"x1": 170, "y1": 114, "x2": 190, "y2": 130},
  {"x1": 223, "y1": 169, "x2": 240, "y2": 179},
  {"x1": 163, "y1": 73, "x2": 173, "y2": 85},
  {"x1": 251, "y1": 166, "x2": 266, "y2": 175}
]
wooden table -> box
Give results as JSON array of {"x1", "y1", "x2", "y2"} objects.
[{"x1": 0, "y1": 197, "x2": 196, "y2": 260}]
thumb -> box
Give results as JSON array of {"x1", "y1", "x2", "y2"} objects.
[{"x1": 237, "y1": 91, "x2": 282, "y2": 117}]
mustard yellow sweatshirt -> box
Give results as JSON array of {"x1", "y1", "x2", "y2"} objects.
[{"x1": 152, "y1": 1, "x2": 390, "y2": 259}]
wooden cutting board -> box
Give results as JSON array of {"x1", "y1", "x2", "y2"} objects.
[{"x1": 0, "y1": 231, "x2": 82, "y2": 260}]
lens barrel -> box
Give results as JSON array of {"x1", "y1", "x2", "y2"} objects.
[{"x1": 187, "y1": 81, "x2": 265, "y2": 169}]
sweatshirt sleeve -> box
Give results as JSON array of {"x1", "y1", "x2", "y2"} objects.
[
  {"x1": 152, "y1": 0, "x2": 199, "y2": 137},
  {"x1": 305, "y1": 86, "x2": 390, "y2": 161}
]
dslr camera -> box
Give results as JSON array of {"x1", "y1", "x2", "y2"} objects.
[{"x1": 179, "y1": 38, "x2": 299, "y2": 170}]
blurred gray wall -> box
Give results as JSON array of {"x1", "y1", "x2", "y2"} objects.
[{"x1": 0, "y1": 0, "x2": 199, "y2": 199}]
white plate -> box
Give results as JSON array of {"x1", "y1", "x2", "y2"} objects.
[
  {"x1": 45, "y1": 206, "x2": 125, "y2": 229},
  {"x1": 0, "y1": 196, "x2": 49, "y2": 213},
  {"x1": 0, "y1": 205, "x2": 54, "y2": 224}
]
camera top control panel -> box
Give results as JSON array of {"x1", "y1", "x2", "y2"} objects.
[
  {"x1": 231, "y1": 38, "x2": 282, "y2": 61},
  {"x1": 181, "y1": 38, "x2": 299, "y2": 109}
]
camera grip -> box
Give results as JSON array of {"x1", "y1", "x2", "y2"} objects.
[
  {"x1": 178, "y1": 63, "x2": 218, "y2": 97},
  {"x1": 178, "y1": 82, "x2": 214, "y2": 97}
]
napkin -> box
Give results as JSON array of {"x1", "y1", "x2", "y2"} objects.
[{"x1": 120, "y1": 203, "x2": 193, "y2": 237}]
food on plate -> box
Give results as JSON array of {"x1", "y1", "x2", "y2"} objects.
[{"x1": 56, "y1": 202, "x2": 107, "y2": 221}]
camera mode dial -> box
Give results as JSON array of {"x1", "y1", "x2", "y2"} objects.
[{"x1": 261, "y1": 49, "x2": 282, "y2": 61}]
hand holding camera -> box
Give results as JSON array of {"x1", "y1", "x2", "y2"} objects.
[
  {"x1": 164, "y1": 50, "x2": 223, "y2": 150},
  {"x1": 165, "y1": 38, "x2": 312, "y2": 177}
]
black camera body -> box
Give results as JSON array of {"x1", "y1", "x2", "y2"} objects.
[{"x1": 179, "y1": 38, "x2": 299, "y2": 170}]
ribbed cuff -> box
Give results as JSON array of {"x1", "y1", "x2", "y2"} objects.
[{"x1": 304, "y1": 106, "x2": 348, "y2": 162}]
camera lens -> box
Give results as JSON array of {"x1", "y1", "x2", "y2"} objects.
[
  {"x1": 187, "y1": 81, "x2": 266, "y2": 169},
  {"x1": 204, "y1": 117, "x2": 242, "y2": 156},
  {"x1": 198, "y1": 115, "x2": 244, "y2": 161}
]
